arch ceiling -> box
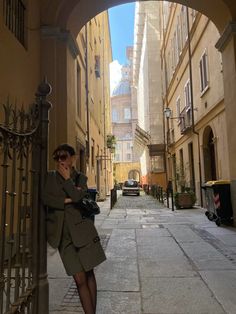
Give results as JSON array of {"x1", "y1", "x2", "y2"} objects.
[{"x1": 41, "y1": 0, "x2": 235, "y2": 37}]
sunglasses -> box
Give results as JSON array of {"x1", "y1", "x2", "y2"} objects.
[{"x1": 53, "y1": 154, "x2": 69, "y2": 161}]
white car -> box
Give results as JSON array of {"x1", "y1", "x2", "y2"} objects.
[{"x1": 122, "y1": 180, "x2": 140, "y2": 196}]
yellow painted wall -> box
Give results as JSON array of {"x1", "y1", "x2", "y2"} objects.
[
  {"x1": 113, "y1": 162, "x2": 141, "y2": 184},
  {"x1": 160, "y1": 4, "x2": 230, "y2": 204},
  {"x1": 0, "y1": 1, "x2": 41, "y2": 105}
]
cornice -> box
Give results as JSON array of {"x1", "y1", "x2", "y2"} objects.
[
  {"x1": 41, "y1": 26, "x2": 79, "y2": 59},
  {"x1": 215, "y1": 21, "x2": 236, "y2": 52}
]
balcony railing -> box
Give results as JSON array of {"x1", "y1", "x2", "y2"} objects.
[{"x1": 179, "y1": 107, "x2": 192, "y2": 134}]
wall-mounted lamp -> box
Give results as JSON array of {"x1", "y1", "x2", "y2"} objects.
[{"x1": 163, "y1": 107, "x2": 184, "y2": 120}]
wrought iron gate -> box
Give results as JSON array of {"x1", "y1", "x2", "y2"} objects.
[{"x1": 0, "y1": 81, "x2": 51, "y2": 314}]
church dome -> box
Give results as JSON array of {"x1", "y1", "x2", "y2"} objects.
[
  {"x1": 112, "y1": 64, "x2": 131, "y2": 96},
  {"x1": 112, "y1": 79, "x2": 131, "y2": 96}
]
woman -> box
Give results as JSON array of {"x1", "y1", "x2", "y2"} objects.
[{"x1": 43, "y1": 143, "x2": 106, "y2": 314}]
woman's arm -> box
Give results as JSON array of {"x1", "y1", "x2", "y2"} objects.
[
  {"x1": 57, "y1": 165, "x2": 88, "y2": 203},
  {"x1": 62, "y1": 179, "x2": 87, "y2": 203},
  {"x1": 42, "y1": 173, "x2": 66, "y2": 209}
]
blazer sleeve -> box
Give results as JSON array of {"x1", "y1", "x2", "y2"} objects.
[
  {"x1": 42, "y1": 172, "x2": 65, "y2": 209},
  {"x1": 62, "y1": 178, "x2": 87, "y2": 203}
]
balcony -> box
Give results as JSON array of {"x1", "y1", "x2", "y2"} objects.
[{"x1": 179, "y1": 107, "x2": 192, "y2": 134}]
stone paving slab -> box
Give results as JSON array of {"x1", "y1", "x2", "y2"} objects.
[
  {"x1": 136, "y1": 228, "x2": 171, "y2": 243},
  {"x1": 167, "y1": 225, "x2": 205, "y2": 242},
  {"x1": 138, "y1": 257, "x2": 197, "y2": 278},
  {"x1": 105, "y1": 239, "x2": 137, "y2": 258},
  {"x1": 49, "y1": 278, "x2": 73, "y2": 312},
  {"x1": 48, "y1": 194, "x2": 236, "y2": 313},
  {"x1": 214, "y1": 234, "x2": 236, "y2": 246},
  {"x1": 96, "y1": 291, "x2": 141, "y2": 314},
  {"x1": 137, "y1": 238, "x2": 186, "y2": 259},
  {"x1": 200, "y1": 270, "x2": 236, "y2": 314},
  {"x1": 180, "y1": 241, "x2": 231, "y2": 259},
  {"x1": 96, "y1": 258, "x2": 139, "y2": 291},
  {"x1": 141, "y1": 277, "x2": 225, "y2": 314}
]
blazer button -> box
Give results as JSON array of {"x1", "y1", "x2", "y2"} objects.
[{"x1": 93, "y1": 236, "x2": 100, "y2": 243}]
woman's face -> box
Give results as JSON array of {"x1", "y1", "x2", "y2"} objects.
[{"x1": 53, "y1": 150, "x2": 75, "y2": 169}]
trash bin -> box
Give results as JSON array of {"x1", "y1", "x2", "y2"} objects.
[
  {"x1": 202, "y1": 180, "x2": 233, "y2": 226},
  {"x1": 87, "y1": 188, "x2": 98, "y2": 201}
]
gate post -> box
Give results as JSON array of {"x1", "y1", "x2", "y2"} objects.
[{"x1": 35, "y1": 79, "x2": 52, "y2": 314}]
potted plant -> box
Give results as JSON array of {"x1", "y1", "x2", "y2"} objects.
[
  {"x1": 107, "y1": 134, "x2": 116, "y2": 153},
  {"x1": 173, "y1": 161, "x2": 196, "y2": 209},
  {"x1": 174, "y1": 187, "x2": 196, "y2": 209}
]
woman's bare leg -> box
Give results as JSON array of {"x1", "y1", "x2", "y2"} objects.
[
  {"x1": 73, "y1": 271, "x2": 94, "y2": 314},
  {"x1": 86, "y1": 270, "x2": 97, "y2": 310}
]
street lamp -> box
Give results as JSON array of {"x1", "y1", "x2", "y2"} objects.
[{"x1": 163, "y1": 107, "x2": 184, "y2": 121}]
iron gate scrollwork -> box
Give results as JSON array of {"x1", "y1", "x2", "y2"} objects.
[{"x1": 0, "y1": 80, "x2": 51, "y2": 314}]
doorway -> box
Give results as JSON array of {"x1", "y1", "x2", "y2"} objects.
[{"x1": 203, "y1": 126, "x2": 217, "y2": 182}]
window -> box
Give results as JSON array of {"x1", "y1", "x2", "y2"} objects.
[
  {"x1": 95, "y1": 55, "x2": 100, "y2": 78},
  {"x1": 115, "y1": 154, "x2": 120, "y2": 161},
  {"x1": 77, "y1": 64, "x2": 82, "y2": 118},
  {"x1": 124, "y1": 133, "x2": 132, "y2": 140},
  {"x1": 112, "y1": 109, "x2": 119, "y2": 122},
  {"x1": 124, "y1": 108, "x2": 131, "y2": 120},
  {"x1": 3, "y1": 0, "x2": 26, "y2": 46},
  {"x1": 127, "y1": 142, "x2": 131, "y2": 149},
  {"x1": 181, "y1": 6, "x2": 188, "y2": 43},
  {"x1": 199, "y1": 51, "x2": 209, "y2": 93},
  {"x1": 127, "y1": 153, "x2": 131, "y2": 161},
  {"x1": 184, "y1": 80, "x2": 191, "y2": 111},
  {"x1": 176, "y1": 16, "x2": 182, "y2": 56},
  {"x1": 116, "y1": 143, "x2": 121, "y2": 150},
  {"x1": 151, "y1": 156, "x2": 165, "y2": 173},
  {"x1": 176, "y1": 97, "x2": 181, "y2": 123}
]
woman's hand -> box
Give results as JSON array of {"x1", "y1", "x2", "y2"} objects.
[
  {"x1": 64, "y1": 198, "x2": 72, "y2": 204},
  {"x1": 57, "y1": 163, "x2": 70, "y2": 180}
]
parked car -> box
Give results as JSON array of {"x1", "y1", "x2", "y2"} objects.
[{"x1": 122, "y1": 180, "x2": 140, "y2": 196}]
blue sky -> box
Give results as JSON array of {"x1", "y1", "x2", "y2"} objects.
[
  {"x1": 108, "y1": 2, "x2": 135, "y2": 94},
  {"x1": 108, "y1": 3, "x2": 135, "y2": 65}
]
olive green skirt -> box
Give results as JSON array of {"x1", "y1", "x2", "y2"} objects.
[
  {"x1": 58, "y1": 219, "x2": 106, "y2": 275},
  {"x1": 58, "y1": 221, "x2": 84, "y2": 276}
]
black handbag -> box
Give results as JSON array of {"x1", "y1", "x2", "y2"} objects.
[{"x1": 78, "y1": 197, "x2": 100, "y2": 218}]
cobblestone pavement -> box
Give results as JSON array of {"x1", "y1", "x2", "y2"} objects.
[{"x1": 48, "y1": 192, "x2": 236, "y2": 313}]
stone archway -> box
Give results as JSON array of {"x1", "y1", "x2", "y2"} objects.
[
  {"x1": 128, "y1": 169, "x2": 140, "y2": 181},
  {"x1": 41, "y1": 0, "x2": 233, "y2": 35},
  {"x1": 40, "y1": 0, "x2": 236, "y2": 220},
  {"x1": 203, "y1": 126, "x2": 217, "y2": 182}
]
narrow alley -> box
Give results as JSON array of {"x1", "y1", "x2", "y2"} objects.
[{"x1": 48, "y1": 193, "x2": 236, "y2": 314}]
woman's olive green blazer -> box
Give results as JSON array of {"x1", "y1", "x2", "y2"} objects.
[{"x1": 42, "y1": 170, "x2": 106, "y2": 271}]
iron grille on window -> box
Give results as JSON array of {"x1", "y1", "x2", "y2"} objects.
[{"x1": 3, "y1": 0, "x2": 26, "y2": 46}]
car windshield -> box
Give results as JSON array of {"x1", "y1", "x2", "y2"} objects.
[{"x1": 124, "y1": 180, "x2": 138, "y2": 187}]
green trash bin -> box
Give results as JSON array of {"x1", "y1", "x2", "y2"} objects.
[{"x1": 202, "y1": 180, "x2": 233, "y2": 226}]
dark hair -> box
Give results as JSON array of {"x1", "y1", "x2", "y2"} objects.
[{"x1": 53, "y1": 143, "x2": 76, "y2": 157}]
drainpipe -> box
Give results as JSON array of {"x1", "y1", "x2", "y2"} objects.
[
  {"x1": 102, "y1": 15, "x2": 108, "y2": 196},
  {"x1": 161, "y1": 3, "x2": 171, "y2": 186},
  {"x1": 85, "y1": 23, "x2": 90, "y2": 160},
  {"x1": 186, "y1": 7, "x2": 203, "y2": 206}
]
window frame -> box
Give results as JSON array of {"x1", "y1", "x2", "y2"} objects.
[
  {"x1": 184, "y1": 79, "x2": 191, "y2": 112},
  {"x1": 199, "y1": 49, "x2": 209, "y2": 95}
]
